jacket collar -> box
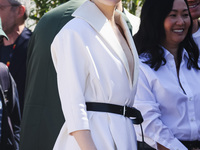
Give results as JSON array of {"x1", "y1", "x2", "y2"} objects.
[{"x1": 72, "y1": 0, "x2": 139, "y2": 87}]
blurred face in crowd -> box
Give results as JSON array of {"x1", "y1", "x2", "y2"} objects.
[
  {"x1": 0, "y1": 0, "x2": 19, "y2": 34},
  {"x1": 187, "y1": 0, "x2": 200, "y2": 19},
  {"x1": 163, "y1": 0, "x2": 191, "y2": 48}
]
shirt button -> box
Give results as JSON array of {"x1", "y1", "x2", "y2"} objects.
[
  {"x1": 189, "y1": 97, "x2": 192, "y2": 101},
  {"x1": 191, "y1": 118, "x2": 194, "y2": 121}
]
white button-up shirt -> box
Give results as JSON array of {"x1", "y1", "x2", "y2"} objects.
[{"x1": 134, "y1": 48, "x2": 200, "y2": 150}]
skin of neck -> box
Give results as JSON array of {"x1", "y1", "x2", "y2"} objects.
[
  {"x1": 116, "y1": 1, "x2": 123, "y2": 12},
  {"x1": 162, "y1": 41, "x2": 179, "y2": 61},
  {"x1": 91, "y1": 0, "x2": 116, "y2": 27},
  {"x1": 3, "y1": 23, "x2": 25, "y2": 46}
]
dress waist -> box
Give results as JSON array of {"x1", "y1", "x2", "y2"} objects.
[{"x1": 86, "y1": 102, "x2": 143, "y2": 125}]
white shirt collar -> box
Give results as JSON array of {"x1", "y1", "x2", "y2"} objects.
[{"x1": 162, "y1": 46, "x2": 189, "y2": 61}]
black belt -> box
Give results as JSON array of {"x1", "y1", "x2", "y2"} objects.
[
  {"x1": 180, "y1": 140, "x2": 200, "y2": 149},
  {"x1": 86, "y1": 102, "x2": 144, "y2": 149},
  {"x1": 86, "y1": 102, "x2": 143, "y2": 125}
]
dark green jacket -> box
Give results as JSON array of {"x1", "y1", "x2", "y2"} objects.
[{"x1": 19, "y1": 0, "x2": 86, "y2": 149}]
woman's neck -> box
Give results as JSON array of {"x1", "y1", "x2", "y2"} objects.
[
  {"x1": 162, "y1": 42, "x2": 178, "y2": 57},
  {"x1": 91, "y1": 0, "x2": 116, "y2": 25}
]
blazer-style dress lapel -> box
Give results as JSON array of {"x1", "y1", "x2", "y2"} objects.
[
  {"x1": 114, "y1": 11, "x2": 139, "y2": 88},
  {"x1": 73, "y1": 1, "x2": 139, "y2": 88}
]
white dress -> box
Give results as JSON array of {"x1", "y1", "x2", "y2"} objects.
[{"x1": 51, "y1": 1, "x2": 139, "y2": 150}]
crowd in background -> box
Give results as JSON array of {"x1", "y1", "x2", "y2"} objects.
[{"x1": 0, "y1": 0, "x2": 200, "y2": 150}]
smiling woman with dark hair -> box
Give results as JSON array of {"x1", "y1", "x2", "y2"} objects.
[{"x1": 133, "y1": 0, "x2": 200, "y2": 149}]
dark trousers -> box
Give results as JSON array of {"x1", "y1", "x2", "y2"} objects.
[
  {"x1": 137, "y1": 141, "x2": 156, "y2": 150},
  {"x1": 137, "y1": 140, "x2": 200, "y2": 150},
  {"x1": 180, "y1": 140, "x2": 200, "y2": 150}
]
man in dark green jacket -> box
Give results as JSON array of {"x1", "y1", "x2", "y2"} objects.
[{"x1": 19, "y1": 0, "x2": 86, "y2": 149}]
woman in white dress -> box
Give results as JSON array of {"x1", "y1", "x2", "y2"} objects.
[{"x1": 51, "y1": 0, "x2": 141, "y2": 149}]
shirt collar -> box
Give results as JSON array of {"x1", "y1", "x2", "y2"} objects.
[{"x1": 162, "y1": 46, "x2": 189, "y2": 61}]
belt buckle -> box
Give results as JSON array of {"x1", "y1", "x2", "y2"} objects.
[
  {"x1": 123, "y1": 105, "x2": 126, "y2": 116},
  {"x1": 122, "y1": 106, "x2": 133, "y2": 117}
]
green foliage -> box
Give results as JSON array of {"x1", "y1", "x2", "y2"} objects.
[
  {"x1": 122, "y1": 0, "x2": 145, "y2": 15},
  {"x1": 29, "y1": 0, "x2": 69, "y2": 22},
  {"x1": 30, "y1": 0, "x2": 144, "y2": 22}
]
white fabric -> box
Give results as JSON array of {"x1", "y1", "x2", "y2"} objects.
[
  {"x1": 134, "y1": 48, "x2": 200, "y2": 150},
  {"x1": 193, "y1": 27, "x2": 200, "y2": 53},
  {"x1": 124, "y1": 9, "x2": 140, "y2": 36},
  {"x1": 51, "y1": 1, "x2": 139, "y2": 150}
]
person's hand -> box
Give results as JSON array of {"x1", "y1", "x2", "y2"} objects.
[{"x1": 157, "y1": 143, "x2": 170, "y2": 150}]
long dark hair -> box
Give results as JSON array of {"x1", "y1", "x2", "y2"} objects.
[{"x1": 134, "y1": 0, "x2": 200, "y2": 71}]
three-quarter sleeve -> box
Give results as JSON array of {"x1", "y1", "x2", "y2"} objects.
[{"x1": 51, "y1": 26, "x2": 90, "y2": 134}]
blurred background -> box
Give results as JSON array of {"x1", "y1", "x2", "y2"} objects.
[{"x1": 26, "y1": 0, "x2": 144, "y2": 31}]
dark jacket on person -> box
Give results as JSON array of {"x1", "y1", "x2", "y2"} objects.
[
  {"x1": 0, "y1": 62, "x2": 21, "y2": 150},
  {"x1": 0, "y1": 28, "x2": 32, "y2": 115}
]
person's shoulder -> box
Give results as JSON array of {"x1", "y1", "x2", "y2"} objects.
[
  {"x1": 19, "y1": 27, "x2": 32, "y2": 41},
  {"x1": 52, "y1": 17, "x2": 93, "y2": 46},
  {"x1": 41, "y1": 0, "x2": 86, "y2": 21},
  {"x1": 138, "y1": 54, "x2": 154, "y2": 71},
  {"x1": 56, "y1": 17, "x2": 91, "y2": 37},
  {"x1": 23, "y1": 27, "x2": 32, "y2": 36},
  {"x1": 33, "y1": 0, "x2": 86, "y2": 34}
]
